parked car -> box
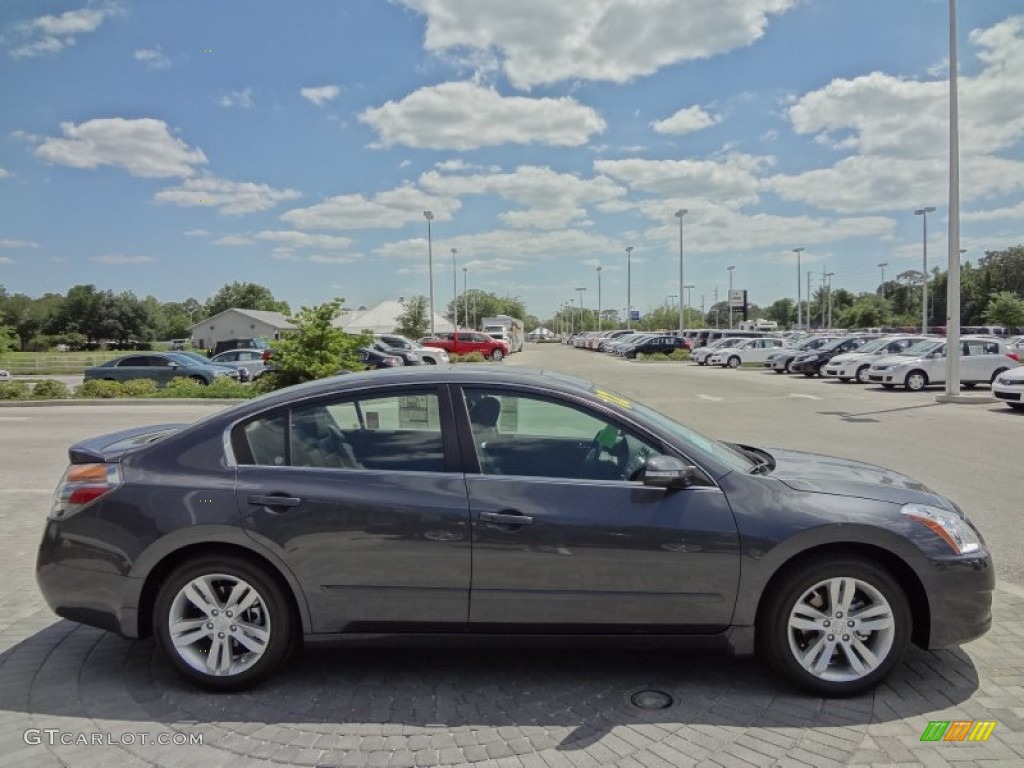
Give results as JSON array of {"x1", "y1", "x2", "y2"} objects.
[
  {"x1": 790, "y1": 335, "x2": 881, "y2": 377},
  {"x1": 356, "y1": 347, "x2": 403, "y2": 370},
  {"x1": 764, "y1": 335, "x2": 841, "y2": 373},
  {"x1": 0, "y1": 369, "x2": 11, "y2": 381},
  {"x1": 173, "y1": 350, "x2": 248, "y2": 381},
  {"x1": 867, "y1": 336, "x2": 1018, "y2": 391},
  {"x1": 371, "y1": 340, "x2": 423, "y2": 366},
  {"x1": 992, "y1": 366, "x2": 1024, "y2": 410},
  {"x1": 210, "y1": 349, "x2": 269, "y2": 381},
  {"x1": 38, "y1": 366, "x2": 993, "y2": 695},
  {"x1": 213, "y1": 337, "x2": 271, "y2": 358},
  {"x1": 691, "y1": 336, "x2": 756, "y2": 365},
  {"x1": 707, "y1": 337, "x2": 786, "y2": 368},
  {"x1": 822, "y1": 336, "x2": 928, "y2": 383},
  {"x1": 620, "y1": 334, "x2": 688, "y2": 359},
  {"x1": 422, "y1": 331, "x2": 510, "y2": 361},
  {"x1": 376, "y1": 334, "x2": 449, "y2": 365},
  {"x1": 84, "y1": 352, "x2": 237, "y2": 386}
]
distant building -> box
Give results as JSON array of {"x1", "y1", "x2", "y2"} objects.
[{"x1": 341, "y1": 298, "x2": 454, "y2": 335}]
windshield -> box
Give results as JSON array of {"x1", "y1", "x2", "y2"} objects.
[
  {"x1": 853, "y1": 337, "x2": 891, "y2": 354},
  {"x1": 631, "y1": 400, "x2": 755, "y2": 473},
  {"x1": 902, "y1": 340, "x2": 944, "y2": 356},
  {"x1": 167, "y1": 352, "x2": 206, "y2": 367}
]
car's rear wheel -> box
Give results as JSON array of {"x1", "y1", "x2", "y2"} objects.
[
  {"x1": 188, "y1": 375, "x2": 209, "y2": 385},
  {"x1": 856, "y1": 365, "x2": 870, "y2": 384},
  {"x1": 490, "y1": 349, "x2": 504, "y2": 362},
  {"x1": 727, "y1": 356, "x2": 741, "y2": 369},
  {"x1": 153, "y1": 555, "x2": 294, "y2": 691},
  {"x1": 905, "y1": 370, "x2": 928, "y2": 391},
  {"x1": 760, "y1": 557, "x2": 910, "y2": 697}
]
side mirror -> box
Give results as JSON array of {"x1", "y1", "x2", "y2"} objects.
[
  {"x1": 167, "y1": 361, "x2": 180, "y2": 368},
  {"x1": 642, "y1": 454, "x2": 703, "y2": 489}
]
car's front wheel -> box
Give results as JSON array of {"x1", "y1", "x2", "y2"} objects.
[
  {"x1": 727, "y1": 355, "x2": 741, "y2": 369},
  {"x1": 490, "y1": 349, "x2": 504, "y2": 362},
  {"x1": 153, "y1": 555, "x2": 295, "y2": 691},
  {"x1": 905, "y1": 370, "x2": 928, "y2": 391},
  {"x1": 760, "y1": 557, "x2": 911, "y2": 697},
  {"x1": 856, "y1": 365, "x2": 870, "y2": 384}
]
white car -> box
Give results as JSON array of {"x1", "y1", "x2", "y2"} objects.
[
  {"x1": 867, "y1": 336, "x2": 1018, "y2": 391},
  {"x1": 763, "y1": 335, "x2": 841, "y2": 372},
  {"x1": 992, "y1": 366, "x2": 1024, "y2": 410},
  {"x1": 376, "y1": 333, "x2": 449, "y2": 366},
  {"x1": 823, "y1": 335, "x2": 928, "y2": 383},
  {"x1": 707, "y1": 337, "x2": 786, "y2": 368},
  {"x1": 690, "y1": 336, "x2": 756, "y2": 365}
]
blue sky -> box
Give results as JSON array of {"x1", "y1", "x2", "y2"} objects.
[{"x1": 2, "y1": 0, "x2": 1023, "y2": 321}]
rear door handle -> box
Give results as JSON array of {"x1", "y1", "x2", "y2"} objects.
[
  {"x1": 248, "y1": 494, "x2": 302, "y2": 508},
  {"x1": 479, "y1": 511, "x2": 533, "y2": 526}
]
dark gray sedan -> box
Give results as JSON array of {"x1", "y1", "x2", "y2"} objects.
[
  {"x1": 37, "y1": 367, "x2": 992, "y2": 695},
  {"x1": 84, "y1": 352, "x2": 237, "y2": 386}
]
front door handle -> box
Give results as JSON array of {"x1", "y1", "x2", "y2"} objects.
[
  {"x1": 248, "y1": 494, "x2": 302, "y2": 509},
  {"x1": 479, "y1": 511, "x2": 533, "y2": 526}
]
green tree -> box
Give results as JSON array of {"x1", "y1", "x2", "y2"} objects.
[
  {"x1": 765, "y1": 298, "x2": 795, "y2": 326},
  {"x1": 105, "y1": 291, "x2": 157, "y2": 344},
  {"x1": 47, "y1": 284, "x2": 111, "y2": 343},
  {"x1": 394, "y1": 296, "x2": 429, "y2": 339},
  {"x1": 205, "y1": 282, "x2": 290, "y2": 317},
  {"x1": 0, "y1": 324, "x2": 17, "y2": 355},
  {"x1": 263, "y1": 300, "x2": 370, "y2": 388},
  {"x1": 984, "y1": 291, "x2": 1024, "y2": 328}
]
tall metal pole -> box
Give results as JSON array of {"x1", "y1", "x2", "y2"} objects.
[
  {"x1": 569, "y1": 298, "x2": 575, "y2": 335},
  {"x1": 625, "y1": 246, "x2": 634, "y2": 329},
  {"x1": 945, "y1": 0, "x2": 962, "y2": 397},
  {"x1": 423, "y1": 211, "x2": 435, "y2": 336},
  {"x1": 915, "y1": 206, "x2": 936, "y2": 334},
  {"x1": 727, "y1": 266, "x2": 735, "y2": 329},
  {"x1": 878, "y1": 263, "x2": 888, "y2": 295},
  {"x1": 596, "y1": 266, "x2": 603, "y2": 331},
  {"x1": 575, "y1": 287, "x2": 586, "y2": 331},
  {"x1": 450, "y1": 248, "x2": 457, "y2": 327},
  {"x1": 675, "y1": 209, "x2": 688, "y2": 336},
  {"x1": 462, "y1": 267, "x2": 468, "y2": 330},
  {"x1": 793, "y1": 247, "x2": 804, "y2": 329}
]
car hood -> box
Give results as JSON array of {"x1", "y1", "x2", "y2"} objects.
[
  {"x1": 871, "y1": 353, "x2": 921, "y2": 367},
  {"x1": 828, "y1": 351, "x2": 871, "y2": 364},
  {"x1": 763, "y1": 447, "x2": 949, "y2": 507}
]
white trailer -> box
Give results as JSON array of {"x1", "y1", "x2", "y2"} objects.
[{"x1": 481, "y1": 315, "x2": 524, "y2": 352}]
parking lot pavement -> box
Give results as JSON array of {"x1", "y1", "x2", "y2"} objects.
[{"x1": 0, "y1": 383, "x2": 1022, "y2": 767}]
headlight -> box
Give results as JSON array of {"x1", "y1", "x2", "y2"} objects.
[
  {"x1": 902, "y1": 503, "x2": 981, "y2": 555},
  {"x1": 872, "y1": 365, "x2": 890, "y2": 371}
]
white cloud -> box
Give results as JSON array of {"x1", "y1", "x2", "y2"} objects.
[
  {"x1": 10, "y1": 7, "x2": 117, "y2": 59},
  {"x1": 0, "y1": 239, "x2": 39, "y2": 248},
  {"x1": 183, "y1": 229, "x2": 212, "y2": 237},
  {"x1": 308, "y1": 254, "x2": 360, "y2": 264},
  {"x1": 419, "y1": 166, "x2": 626, "y2": 230},
  {"x1": 0, "y1": 167, "x2": 9, "y2": 179},
  {"x1": 0, "y1": 256, "x2": 15, "y2": 265},
  {"x1": 595, "y1": 153, "x2": 773, "y2": 208},
  {"x1": 962, "y1": 201, "x2": 1024, "y2": 222},
  {"x1": 253, "y1": 230, "x2": 354, "y2": 250},
  {"x1": 91, "y1": 254, "x2": 157, "y2": 265},
  {"x1": 134, "y1": 47, "x2": 171, "y2": 70},
  {"x1": 154, "y1": 175, "x2": 301, "y2": 215},
  {"x1": 34, "y1": 118, "x2": 207, "y2": 178},
  {"x1": 281, "y1": 185, "x2": 459, "y2": 230},
  {"x1": 219, "y1": 87, "x2": 255, "y2": 109},
  {"x1": 399, "y1": 0, "x2": 797, "y2": 89},
  {"x1": 375, "y1": 227, "x2": 618, "y2": 265},
  {"x1": 300, "y1": 85, "x2": 341, "y2": 106},
  {"x1": 359, "y1": 81, "x2": 605, "y2": 150},
  {"x1": 651, "y1": 105, "x2": 721, "y2": 135},
  {"x1": 213, "y1": 235, "x2": 254, "y2": 246}
]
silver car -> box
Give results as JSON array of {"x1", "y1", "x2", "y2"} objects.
[
  {"x1": 764, "y1": 335, "x2": 840, "y2": 372},
  {"x1": 867, "y1": 336, "x2": 1018, "y2": 391},
  {"x1": 992, "y1": 366, "x2": 1024, "y2": 410},
  {"x1": 691, "y1": 336, "x2": 755, "y2": 365},
  {"x1": 823, "y1": 335, "x2": 927, "y2": 383},
  {"x1": 210, "y1": 349, "x2": 268, "y2": 381}
]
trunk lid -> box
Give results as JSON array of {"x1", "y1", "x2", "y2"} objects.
[{"x1": 68, "y1": 423, "x2": 186, "y2": 464}]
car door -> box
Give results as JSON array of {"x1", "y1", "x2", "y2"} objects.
[
  {"x1": 112, "y1": 355, "x2": 150, "y2": 382},
  {"x1": 458, "y1": 386, "x2": 740, "y2": 630},
  {"x1": 234, "y1": 386, "x2": 471, "y2": 633}
]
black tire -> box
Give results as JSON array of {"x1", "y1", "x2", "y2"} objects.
[
  {"x1": 783, "y1": 360, "x2": 793, "y2": 373},
  {"x1": 189, "y1": 375, "x2": 209, "y2": 386},
  {"x1": 991, "y1": 368, "x2": 1008, "y2": 385},
  {"x1": 802, "y1": 370, "x2": 815, "y2": 378},
  {"x1": 153, "y1": 554, "x2": 295, "y2": 691},
  {"x1": 904, "y1": 370, "x2": 927, "y2": 392},
  {"x1": 727, "y1": 356, "x2": 741, "y2": 369},
  {"x1": 759, "y1": 557, "x2": 911, "y2": 697},
  {"x1": 855, "y1": 365, "x2": 870, "y2": 384},
  {"x1": 490, "y1": 349, "x2": 504, "y2": 362}
]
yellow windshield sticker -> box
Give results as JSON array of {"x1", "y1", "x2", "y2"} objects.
[{"x1": 595, "y1": 389, "x2": 632, "y2": 409}]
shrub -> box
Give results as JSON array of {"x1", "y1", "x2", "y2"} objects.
[
  {"x1": 121, "y1": 379, "x2": 159, "y2": 397},
  {"x1": 668, "y1": 349, "x2": 690, "y2": 361},
  {"x1": 153, "y1": 376, "x2": 252, "y2": 399},
  {"x1": 461, "y1": 351, "x2": 487, "y2": 363},
  {"x1": 30, "y1": 380, "x2": 71, "y2": 399},
  {"x1": 156, "y1": 377, "x2": 208, "y2": 398},
  {"x1": 0, "y1": 381, "x2": 32, "y2": 400},
  {"x1": 75, "y1": 379, "x2": 125, "y2": 399}
]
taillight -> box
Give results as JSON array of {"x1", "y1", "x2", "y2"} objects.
[
  {"x1": 262, "y1": 350, "x2": 271, "y2": 362},
  {"x1": 1008, "y1": 353, "x2": 1020, "y2": 362},
  {"x1": 50, "y1": 463, "x2": 122, "y2": 520}
]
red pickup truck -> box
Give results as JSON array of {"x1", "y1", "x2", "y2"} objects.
[{"x1": 421, "y1": 331, "x2": 511, "y2": 361}]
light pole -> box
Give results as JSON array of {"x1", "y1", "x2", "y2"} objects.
[
  {"x1": 569, "y1": 298, "x2": 575, "y2": 335},
  {"x1": 575, "y1": 287, "x2": 587, "y2": 331},
  {"x1": 450, "y1": 247, "x2": 458, "y2": 328},
  {"x1": 684, "y1": 284, "x2": 694, "y2": 327},
  {"x1": 727, "y1": 265, "x2": 735, "y2": 329},
  {"x1": 793, "y1": 247, "x2": 804, "y2": 329},
  {"x1": 914, "y1": 206, "x2": 935, "y2": 333},
  {"x1": 596, "y1": 266, "x2": 603, "y2": 331},
  {"x1": 825, "y1": 272, "x2": 835, "y2": 329},
  {"x1": 878, "y1": 262, "x2": 888, "y2": 295},
  {"x1": 675, "y1": 209, "x2": 688, "y2": 336},
  {"x1": 462, "y1": 267, "x2": 468, "y2": 330},
  {"x1": 625, "y1": 246, "x2": 634, "y2": 329},
  {"x1": 423, "y1": 211, "x2": 435, "y2": 336}
]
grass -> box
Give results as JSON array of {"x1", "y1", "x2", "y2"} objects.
[{"x1": 0, "y1": 342, "x2": 186, "y2": 374}]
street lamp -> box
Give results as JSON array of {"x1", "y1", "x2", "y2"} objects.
[
  {"x1": 825, "y1": 272, "x2": 835, "y2": 329},
  {"x1": 423, "y1": 211, "x2": 435, "y2": 336},
  {"x1": 727, "y1": 265, "x2": 735, "y2": 329},
  {"x1": 914, "y1": 206, "x2": 936, "y2": 333},
  {"x1": 878, "y1": 262, "x2": 888, "y2": 296},
  {"x1": 450, "y1": 247, "x2": 458, "y2": 328},
  {"x1": 793, "y1": 248, "x2": 804, "y2": 329},
  {"x1": 596, "y1": 266, "x2": 603, "y2": 331},
  {"x1": 569, "y1": 298, "x2": 575, "y2": 335},
  {"x1": 675, "y1": 209, "x2": 688, "y2": 336},
  {"x1": 575, "y1": 287, "x2": 587, "y2": 332},
  {"x1": 462, "y1": 267, "x2": 468, "y2": 330},
  {"x1": 625, "y1": 246, "x2": 634, "y2": 329},
  {"x1": 684, "y1": 284, "x2": 694, "y2": 327}
]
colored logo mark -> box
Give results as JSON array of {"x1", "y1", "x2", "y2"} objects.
[
  {"x1": 920, "y1": 720, "x2": 996, "y2": 742},
  {"x1": 201, "y1": 49, "x2": 213, "y2": 53}
]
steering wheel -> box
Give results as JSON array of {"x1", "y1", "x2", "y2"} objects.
[{"x1": 582, "y1": 428, "x2": 629, "y2": 479}]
